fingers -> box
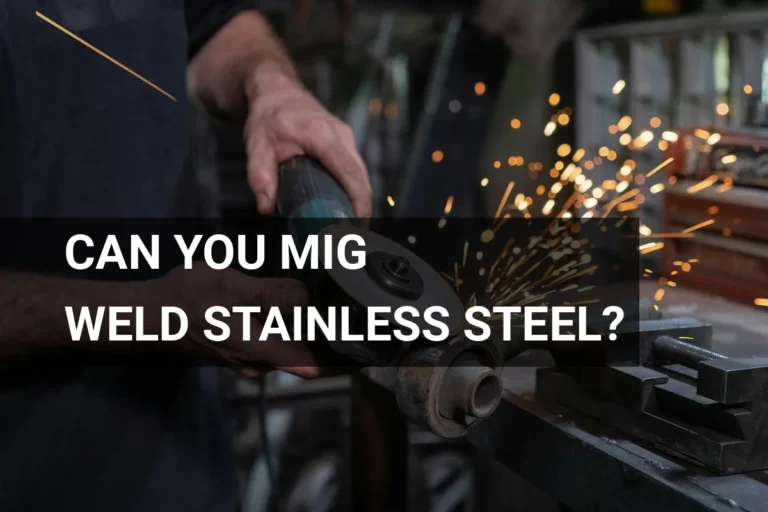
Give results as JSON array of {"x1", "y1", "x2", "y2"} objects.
[
  {"x1": 217, "y1": 270, "x2": 309, "y2": 310},
  {"x1": 293, "y1": 119, "x2": 373, "y2": 218},
  {"x1": 229, "y1": 332, "x2": 321, "y2": 376},
  {"x1": 245, "y1": 90, "x2": 373, "y2": 218},
  {"x1": 279, "y1": 366, "x2": 321, "y2": 378},
  {"x1": 245, "y1": 126, "x2": 278, "y2": 215}
]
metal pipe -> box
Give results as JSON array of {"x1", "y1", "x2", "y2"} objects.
[{"x1": 652, "y1": 335, "x2": 728, "y2": 369}]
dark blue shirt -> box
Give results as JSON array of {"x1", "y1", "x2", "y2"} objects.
[{"x1": 0, "y1": 1, "x2": 245, "y2": 509}]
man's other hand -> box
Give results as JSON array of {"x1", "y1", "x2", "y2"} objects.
[{"x1": 151, "y1": 264, "x2": 320, "y2": 378}]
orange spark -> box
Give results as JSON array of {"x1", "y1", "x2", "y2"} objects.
[{"x1": 35, "y1": 11, "x2": 177, "y2": 101}]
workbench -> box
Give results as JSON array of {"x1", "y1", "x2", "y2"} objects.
[{"x1": 468, "y1": 284, "x2": 768, "y2": 512}]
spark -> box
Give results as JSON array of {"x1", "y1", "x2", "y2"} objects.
[
  {"x1": 437, "y1": 218, "x2": 447, "y2": 228},
  {"x1": 432, "y1": 150, "x2": 444, "y2": 163},
  {"x1": 707, "y1": 133, "x2": 721, "y2": 145},
  {"x1": 474, "y1": 82, "x2": 486, "y2": 95},
  {"x1": 654, "y1": 288, "x2": 665, "y2": 301},
  {"x1": 572, "y1": 148, "x2": 586, "y2": 162},
  {"x1": 639, "y1": 242, "x2": 664, "y2": 254},
  {"x1": 682, "y1": 219, "x2": 715, "y2": 234},
  {"x1": 694, "y1": 129, "x2": 711, "y2": 139},
  {"x1": 565, "y1": 299, "x2": 600, "y2": 305},
  {"x1": 453, "y1": 263, "x2": 462, "y2": 294},
  {"x1": 717, "y1": 177, "x2": 733, "y2": 193},
  {"x1": 744, "y1": 84, "x2": 754, "y2": 94},
  {"x1": 480, "y1": 177, "x2": 489, "y2": 187},
  {"x1": 617, "y1": 115, "x2": 632, "y2": 131},
  {"x1": 617, "y1": 201, "x2": 638, "y2": 212},
  {"x1": 560, "y1": 164, "x2": 576, "y2": 182},
  {"x1": 650, "y1": 183, "x2": 665, "y2": 193},
  {"x1": 35, "y1": 11, "x2": 177, "y2": 101},
  {"x1": 686, "y1": 175, "x2": 718, "y2": 193},
  {"x1": 602, "y1": 188, "x2": 639, "y2": 218},
  {"x1": 510, "y1": 118, "x2": 521, "y2": 129},
  {"x1": 494, "y1": 182, "x2": 514, "y2": 218},
  {"x1": 721, "y1": 154, "x2": 737, "y2": 164},
  {"x1": 549, "y1": 93, "x2": 561, "y2": 106},
  {"x1": 557, "y1": 144, "x2": 572, "y2": 157},
  {"x1": 662, "y1": 131, "x2": 679, "y2": 142},
  {"x1": 633, "y1": 233, "x2": 693, "y2": 239},
  {"x1": 612, "y1": 80, "x2": 626, "y2": 94},
  {"x1": 386, "y1": 195, "x2": 396, "y2": 207},
  {"x1": 544, "y1": 122, "x2": 557, "y2": 136},
  {"x1": 646, "y1": 157, "x2": 675, "y2": 177},
  {"x1": 755, "y1": 298, "x2": 768, "y2": 307},
  {"x1": 716, "y1": 102, "x2": 729, "y2": 115},
  {"x1": 650, "y1": 117, "x2": 661, "y2": 128},
  {"x1": 444, "y1": 196, "x2": 454, "y2": 214}
]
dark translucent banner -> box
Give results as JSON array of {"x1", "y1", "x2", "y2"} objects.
[{"x1": 0, "y1": 217, "x2": 640, "y2": 369}]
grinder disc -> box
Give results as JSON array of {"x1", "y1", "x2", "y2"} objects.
[{"x1": 319, "y1": 224, "x2": 465, "y2": 339}]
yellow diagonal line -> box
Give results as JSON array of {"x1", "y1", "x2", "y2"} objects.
[{"x1": 35, "y1": 11, "x2": 177, "y2": 102}]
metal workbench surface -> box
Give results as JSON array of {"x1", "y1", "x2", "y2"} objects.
[
  {"x1": 469, "y1": 282, "x2": 768, "y2": 512},
  {"x1": 468, "y1": 367, "x2": 768, "y2": 512}
]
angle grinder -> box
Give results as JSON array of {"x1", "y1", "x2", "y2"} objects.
[{"x1": 276, "y1": 156, "x2": 503, "y2": 437}]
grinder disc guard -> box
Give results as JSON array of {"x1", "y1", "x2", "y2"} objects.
[{"x1": 316, "y1": 225, "x2": 465, "y2": 364}]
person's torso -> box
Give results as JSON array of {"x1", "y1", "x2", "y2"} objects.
[
  {"x1": 0, "y1": 0, "x2": 191, "y2": 217},
  {"x1": 0, "y1": 2, "x2": 237, "y2": 510}
]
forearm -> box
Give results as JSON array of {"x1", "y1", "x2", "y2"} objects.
[
  {"x1": 0, "y1": 271, "x2": 150, "y2": 357},
  {"x1": 188, "y1": 11, "x2": 300, "y2": 116}
]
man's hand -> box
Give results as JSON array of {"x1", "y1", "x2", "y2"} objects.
[
  {"x1": 243, "y1": 65, "x2": 371, "y2": 217},
  {"x1": 150, "y1": 264, "x2": 320, "y2": 378},
  {"x1": 188, "y1": 11, "x2": 372, "y2": 218},
  {"x1": 0, "y1": 267, "x2": 319, "y2": 377}
]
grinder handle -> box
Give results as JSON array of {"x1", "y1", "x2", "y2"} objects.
[{"x1": 276, "y1": 156, "x2": 356, "y2": 219}]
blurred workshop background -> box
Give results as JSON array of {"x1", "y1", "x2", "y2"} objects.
[{"x1": 190, "y1": 0, "x2": 768, "y2": 510}]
